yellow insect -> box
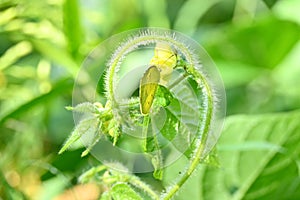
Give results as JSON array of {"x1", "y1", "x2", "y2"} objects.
[
  {"x1": 139, "y1": 42, "x2": 177, "y2": 115},
  {"x1": 139, "y1": 65, "x2": 160, "y2": 115}
]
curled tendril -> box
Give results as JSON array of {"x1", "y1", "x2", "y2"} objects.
[{"x1": 61, "y1": 28, "x2": 225, "y2": 199}]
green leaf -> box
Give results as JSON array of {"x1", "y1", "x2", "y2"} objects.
[
  {"x1": 161, "y1": 76, "x2": 202, "y2": 157},
  {"x1": 199, "y1": 110, "x2": 300, "y2": 200},
  {"x1": 144, "y1": 76, "x2": 205, "y2": 181},
  {"x1": 143, "y1": 0, "x2": 170, "y2": 28},
  {"x1": 204, "y1": 16, "x2": 300, "y2": 69},
  {"x1": 165, "y1": 0, "x2": 186, "y2": 28},
  {"x1": 160, "y1": 99, "x2": 195, "y2": 157},
  {"x1": 142, "y1": 85, "x2": 176, "y2": 180},
  {"x1": 214, "y1": 61, "x2": 262, "y2": 88},
  {"x1": 174, "y1": 0, "x2": 222, "y2": 34},
  {"x1": 273, "y1": 0, "x2": 300, "y2": 25},
  {"x1": 63, "y1": 0, "x2": 83, "y2": 61},
  {"x1": 111, "y1": 183, "x2": 143, "y2": 200},
  {"x1": 58, "y1": 116, "x2": 98, "y2": 154},
  {"x1": 81, "y1": 127, "x2": 103, "y2": 157},
  {"x1": 0, "y1": 78, "x2": 73, "y2": 125},
  {"x1": 159, "y1": 104, "x2": 178, "y2": 142},
  {"x1": 154, "y1": 85, "x2": 174, "y2": 107},
  {"x1": 0, "y1": 41, "x2": 32, "y2": 71},
  {"x1": 30, "y1": 39, "x2": 78, "y2": 77},
  {"x1": 143, "y1": 115, "x2": 163, "y2": 180}
]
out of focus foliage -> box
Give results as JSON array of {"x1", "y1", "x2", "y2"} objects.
[{"x1": 0, "y1": 0, "x2": 299, "y2": 199}]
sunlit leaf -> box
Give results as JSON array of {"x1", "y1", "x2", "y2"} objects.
[
  {"x1": 63, "y1": 0, "x2": 83, "y2": 61},
  {"x1": 199, "y1": 110, "x2": 300, "y2": 200},
  {"x1": 81, "y1": 128, "x2": 103, "y2": 157},
  {"x1": 0, "y1": 78, "x2": 73, "y2": 125},
  {"x1": 174, "y1": 0, "x2": 221, "y2": 34},
  {"x1": 0, "y1": 41, "x2": 32, "y2": 71},
  {"x1": 274, "y1": 0, "x2": 300, "y2": 25},
  {"x1": 143, "y1": 0, "x2": 169, "y2": 28},
  {"x1": 204, "y1": 16, "x2": 300, "y2": 69},
  {"x1": 58, "y1": 116, "x2": 98, "y2": 154},
  {"x1": 30, "y1": 39, "x2": 78, "y2": 77}
]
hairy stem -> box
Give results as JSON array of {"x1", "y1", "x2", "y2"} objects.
[
  {"x1": 142, "y1": 115, "x2": 150, "y2": 151},
  {"x1": 128, "y1": 174, "x2": 160, "y2": 200},
  {"x1": 162, "y1": 69, "x2": 214, "y2": 199}
]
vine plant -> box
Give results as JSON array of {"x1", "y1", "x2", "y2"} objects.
[{"x1": 59, "y1": 29, "x2": 223, "y2": 199}]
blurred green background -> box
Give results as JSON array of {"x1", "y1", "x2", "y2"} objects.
[{"x1": 1, "y1": 0, "x2": 300, "y2": 199}]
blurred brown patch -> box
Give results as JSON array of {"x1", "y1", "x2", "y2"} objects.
[{"x1": 54, "y1": 183, "x2": 100, "y2": 200}]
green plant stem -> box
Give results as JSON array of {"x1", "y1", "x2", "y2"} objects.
[
  {"x1": 142, "y1": 115, "x2": 150, "y2": 151},
  {"x1": 79, "y1": 165, "x2": 107, "y2": 183},
  {"x1": 151, "y1": 123, "x2": 163, "y2": 180},
  {"x1": 162, "y1": 73, "x2": 213, "y2": 199},
  {"x1": 128, "y1": 174, "x2": 160, "y2": 200}
]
